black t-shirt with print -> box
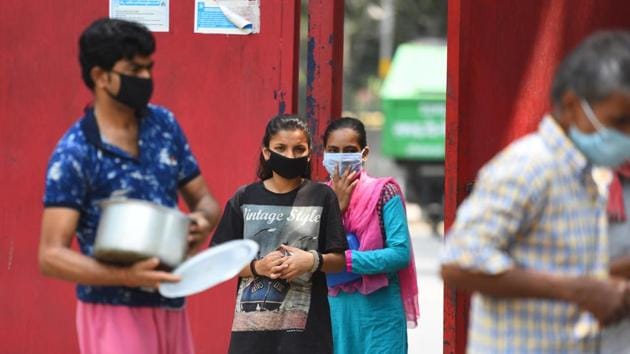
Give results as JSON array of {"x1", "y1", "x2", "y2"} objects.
[{"x1": 211, "y1": 180, "x2": 347, "y2": 354}]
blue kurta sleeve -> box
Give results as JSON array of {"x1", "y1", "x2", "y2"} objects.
[{"x1": 349, "y1": 195, "x2": 411, "y2": 275}]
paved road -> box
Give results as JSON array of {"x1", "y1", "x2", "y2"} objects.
[{"x1": 407, "y1": 221, "x2": 443, "y2": 354}]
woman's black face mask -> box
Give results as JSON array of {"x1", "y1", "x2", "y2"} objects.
[{"x1": 267, "y1": 150, "x2": 309, "y2": 179}]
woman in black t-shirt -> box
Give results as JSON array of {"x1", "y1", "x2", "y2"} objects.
[{"x1": 211, "y1": 114, "x2": 347, "y2": 354}]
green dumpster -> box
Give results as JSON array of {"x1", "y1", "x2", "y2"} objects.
[
  {"x1": 379, "y1": 41, "x2": 446, "y2": 232},
  {"x1": 380, "y1": 41, "x2": 446, "y2": 161}
]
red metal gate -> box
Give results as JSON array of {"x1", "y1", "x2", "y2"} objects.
[{"x1": 0, "y1": 1, "x2": 311, "y2": 353}]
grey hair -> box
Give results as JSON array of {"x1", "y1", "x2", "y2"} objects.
[{"x1": 551, "y1": 31, "x2": 630, "y2": 106}]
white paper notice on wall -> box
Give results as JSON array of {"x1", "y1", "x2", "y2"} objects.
[
  {"x1": 110, "y1": 0, "x2": 170, "y2": 32},
  {"x1": 194, "y1": 0, "x2": 260, "y2": 35}
]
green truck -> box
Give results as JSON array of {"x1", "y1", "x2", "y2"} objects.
[{"x1": 380, "y1": 40, "x2": 446, "y2": 231}]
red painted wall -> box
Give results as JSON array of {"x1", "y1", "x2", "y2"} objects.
[
  {"x1": 444, "y1": 1, "x2": 630, "y2": 353},
  {"x1": 0, "y1": 1, "x2": 300, "y2": 353}
]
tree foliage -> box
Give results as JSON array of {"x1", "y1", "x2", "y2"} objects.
[
  {"x1": 298, "y1": 0, "x2": 446, "y2": 112},
  {"x1": 344, "y1": 0, "x2": 446, "y2": 109}
]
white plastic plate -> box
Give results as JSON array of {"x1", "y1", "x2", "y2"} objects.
[{"x1": 159, "y1": 239, "x2": 258, "y2": 298}]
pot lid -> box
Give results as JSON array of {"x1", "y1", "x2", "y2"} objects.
[{"x1": 158, "y1": 239, "x2": 258, "y2": 298}]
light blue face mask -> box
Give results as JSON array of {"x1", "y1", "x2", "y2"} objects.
[
  {"x1": 322, "y1": 151, "x2": 364, "y2": 176},
  {"x1": 568, "y1": 99, "x2": 630, "y2": 167}
]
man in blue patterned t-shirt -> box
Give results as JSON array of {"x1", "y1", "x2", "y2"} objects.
[{"x1": 38, "y1": 18, "x2": 220, "y2": 354}]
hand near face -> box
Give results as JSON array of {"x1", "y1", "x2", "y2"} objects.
[{"x1": 330, "y1": 166, "x2": 359, "y2": 213}]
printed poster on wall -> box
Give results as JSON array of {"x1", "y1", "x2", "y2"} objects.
[
  {"x1": 110, "y1": 0, "x2": 170, "y2": 32},
  {"x1": 194, "y1": 0, "x2": 260, "y2": 35}
]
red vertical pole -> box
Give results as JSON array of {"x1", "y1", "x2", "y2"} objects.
[
  {"x1": 306, "y1": 0, "x2": 345, "y2": 181},
  {"x1": 443, "y1": 0, "x2": 471, "y2": 353},
  {"x1": 277, "y1": 0, "x2": 302, "y2": 116}
]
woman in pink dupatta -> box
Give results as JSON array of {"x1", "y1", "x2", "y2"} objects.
[{"x1": 322, "y1": 117, "x2": 419, "y2": 354}]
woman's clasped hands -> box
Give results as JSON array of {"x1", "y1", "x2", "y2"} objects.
[{"x1": 253, "y1": 245, "x2": 317, "y2": 282}]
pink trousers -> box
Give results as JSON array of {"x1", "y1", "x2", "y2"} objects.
[{"x1": 76, "y1": 302, "x2": 195, "y2": 354}]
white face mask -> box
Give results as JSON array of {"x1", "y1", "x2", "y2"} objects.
[
  {"x1": 322, "y1": 151, "x2": 364, "y2": 176},
  {"x1": 568, "y1": 99, "x2": 630, "y2": 167}
]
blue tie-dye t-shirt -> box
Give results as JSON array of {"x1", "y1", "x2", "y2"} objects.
[{"x1": 43, "y1": 105, "x2": 201, "y2": 308}]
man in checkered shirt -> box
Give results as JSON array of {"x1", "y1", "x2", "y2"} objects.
[{"x1": 441, "y1": 31, "x2": 630, "y2": 353}]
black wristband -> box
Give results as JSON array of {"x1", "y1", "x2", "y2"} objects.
[
  {"x1": 250, "y1": 259, "x2": 260, "y2": 277},
  {"x1": 315, "y1": 252, "x2": 324, "y2": 272}
]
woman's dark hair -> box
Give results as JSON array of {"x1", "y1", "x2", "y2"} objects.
[
  {"x1": 256, "y1": 114, "x2": 312, "y2": 180},
  {"x1": 79, "y1": 18, "x2": 155, "y2": 90},
  {"x1": 322, "y1": 117, "x2": 367, "y2": 149}
]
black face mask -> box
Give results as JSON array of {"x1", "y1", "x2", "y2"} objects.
[
  {"x1": 108, "y1": 72, "x2": 153, "y2": 112},
  {"x1": 268, "y1": 150, "x2": 309, "y2": 179}
]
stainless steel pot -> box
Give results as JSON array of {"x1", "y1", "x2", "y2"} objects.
[{"x1": 93, "y1": 199, "x2": 191, "y2": 269}]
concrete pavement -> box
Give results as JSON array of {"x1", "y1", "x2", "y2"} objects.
[{"x1": 407, "y1": 219, "x2": 444, "y2": 354}]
